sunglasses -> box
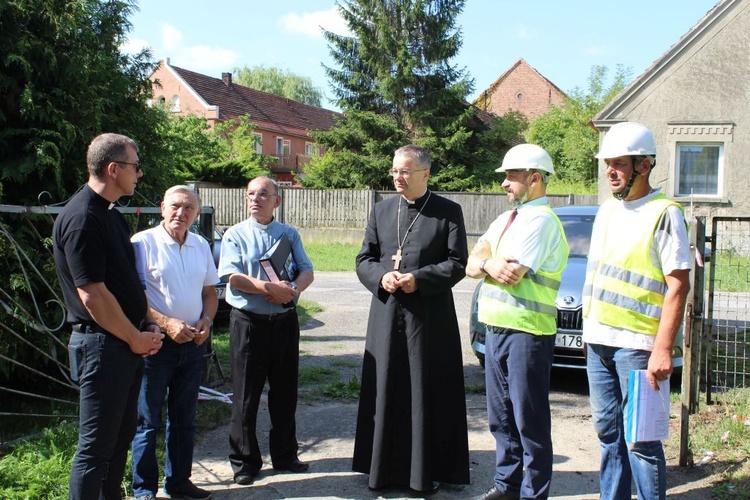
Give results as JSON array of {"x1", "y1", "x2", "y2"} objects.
[{"x1": 115, "y1": 160, "x2": 142, "y2": 173}]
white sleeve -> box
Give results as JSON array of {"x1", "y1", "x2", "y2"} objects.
[{"x1": 652, "y1": 206, "x2": 692, "y2": 275}]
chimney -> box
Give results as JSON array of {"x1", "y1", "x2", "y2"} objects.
[{"x1": 222, "y1": 72, "x2": 232, "y2": 87}]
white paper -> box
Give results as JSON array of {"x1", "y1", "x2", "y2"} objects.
[{"x1": 625, "y1": 369, "x2": 670, "y2": 442}]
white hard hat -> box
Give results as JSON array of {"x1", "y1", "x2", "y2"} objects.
[
  {"x1": 595, "y1": 122, "x2": 656, "y2": 159},
  {"x1": 496, "y1": 143, "x2": 555, "y2": 174}
]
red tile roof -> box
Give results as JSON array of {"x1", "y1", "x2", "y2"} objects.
[{"x1": 170, "y1": 64, "x2": 341, "y2": 138}]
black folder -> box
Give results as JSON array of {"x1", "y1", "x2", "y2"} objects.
[{"x1": 260, "y1": 233, "x2": 295, "y2": 282}]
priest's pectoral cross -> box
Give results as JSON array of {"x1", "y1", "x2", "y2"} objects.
[{"x1": 391, "y1": 248, "x2": 402, "y2": 270}]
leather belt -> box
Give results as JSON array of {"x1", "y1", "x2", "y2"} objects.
[
  {"x1": 71, "y1": 321, "x2": 103, "y2": 334},
  {"x1": 235, "y1": 308, "x2": 295, "y2": 322}
]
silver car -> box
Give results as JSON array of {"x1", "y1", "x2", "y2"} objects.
[{"x1": 469, "y1": 205, "x2": 684, "y2": 372}]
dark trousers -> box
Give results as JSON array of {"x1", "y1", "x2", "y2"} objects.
[
  {"x1": 67, "y1": 331, "x2": 144, "y2": 500},
  {"x1": 131, "y1": 337, "x2": 205, "y2": 496},
  {"x1": 485, "y1": 326, "x2": 554, "y2": 500},
  {"x1": 228, "y1": 308, "x2": 300, "y2": 476}
]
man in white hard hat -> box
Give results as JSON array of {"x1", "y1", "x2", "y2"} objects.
[
  {"x1": 468, "y1": 144, "x2": 569, "y2": 500},
  {"x1": 583, "y1": 122, "x2": 691, "y2": 500}
]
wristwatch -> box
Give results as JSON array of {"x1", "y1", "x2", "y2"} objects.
[
  {"x1": 290, "y1": 282, "x2": 299, "y2": 292},
  {"x1": 479, "y1": 258, "x2": 489, "y2": 274}
]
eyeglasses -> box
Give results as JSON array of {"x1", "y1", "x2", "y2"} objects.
[
  {"x1": 390, "y1": 168, "x2": 426, "y2": 177},
  {"x1": 115, "y1": 160, "x2": 142, "y2": 173},
  {"x1": 245, "y1": 190, "x2": 278, "y2": 199}
]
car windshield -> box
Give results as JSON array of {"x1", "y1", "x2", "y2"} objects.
[{"x1": 559, "y1": 215, "x2": 595, "y2": 258}]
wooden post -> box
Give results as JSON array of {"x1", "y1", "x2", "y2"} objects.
[{"x1": 679, "y1": 216, "x2": 705, "y2": 467}]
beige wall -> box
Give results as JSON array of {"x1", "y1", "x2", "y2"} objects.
[{"x1": 595, "y1": 3, "x2": 750, "y2": 220}]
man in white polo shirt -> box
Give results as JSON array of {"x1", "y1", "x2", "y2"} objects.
[{"x1": 130, "y1": 185, "x2": 219, "y2": 500}]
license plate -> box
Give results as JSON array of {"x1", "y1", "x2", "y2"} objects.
[{"x1": 555, "y1": 333, "x2": 583, "y2": 349}]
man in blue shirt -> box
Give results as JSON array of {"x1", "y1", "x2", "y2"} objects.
[{"x1": 219, "y1": 176, "x2": 314, "y2": 486}]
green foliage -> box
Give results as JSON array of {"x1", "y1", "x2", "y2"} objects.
[
  {"x1": 234, "y1": 65, "x2": 323, "y2": 107},
  {"x1": 0, "y1": 421, "x2": 77, "y2": 499},
  {"x1": 152, "y1": 113, "x2": 271, "y2": 187},
  {"x1": 0, "y1": 0, "x2": 175, "y2": 204},
  {"x1": 321, "y1": 377, "x2": 361, "y2": 399},
  {"x1": 303, "y1": 109, "x2": 405, "y2": 189},
  {"x1": 310, "y1": 0, "x2": 518, "y2": 191},
  {"x1": 526, "y1": 65, "x2": 631, "y2": 184}
]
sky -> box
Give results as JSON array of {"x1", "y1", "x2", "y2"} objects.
[{"x1": 123, "y1": 0, "x2": 720, "y2": 111}]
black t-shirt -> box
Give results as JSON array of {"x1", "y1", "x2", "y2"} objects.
[{"x1": 53, "y1": 185, "x2": 147, "y2": 329}]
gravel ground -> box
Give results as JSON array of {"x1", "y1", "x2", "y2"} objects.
[{"x1": 181, "y1": 272, "x2": 718, "y2": 499}]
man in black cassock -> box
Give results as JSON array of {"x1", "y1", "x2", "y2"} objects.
[{"x1": 352, "y1": 145, "x2": 470, "y2": 494}]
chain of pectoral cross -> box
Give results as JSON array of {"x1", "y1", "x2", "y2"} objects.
[{"x1": 392, "y1": 191, "x2": 432, "y2": 270}]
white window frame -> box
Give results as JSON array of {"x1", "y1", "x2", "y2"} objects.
[
  {"x1": 276, "y1": 137, "x2": 285, "y2": 156},
  {"x1": 170, "y1": 95, "x2": 181, "y2": 112},
  {"x1": 667, "y1": 122, "x2": 733, "y2": 202},
  {"x1": 674, "y1": 142, "x2": 724, "y2": 198},
  {"x1": 305, "y1": 142, "x2": 318, "y2": 157},
  {"x1": 252, "y1": 132, "x2": 263, "y2": 155}
]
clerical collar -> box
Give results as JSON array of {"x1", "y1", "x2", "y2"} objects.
[
  {"x1": 249, "y1": 216, "x2": 275, "y2": 230},
  {"x1": 403, "y1": 189, "x2": 430, "y2": 207}
]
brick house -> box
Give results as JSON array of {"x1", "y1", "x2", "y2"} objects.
[
  {"x1": 473, "y1": 58, "x2": 567, "y2": 121},
  {"x1": 149, "y1": 58, "x2": 341, "y2": 184}
]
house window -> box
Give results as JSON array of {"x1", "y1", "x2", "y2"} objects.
[
  {"x1": 305, "y1": 142, "x2": 318, "y2": 156},
  {"x1": 276, "y1": 137, "x2": 285, "y2": 156},
  {"x1": 675, "y1": 143, "x2": 722, "y2": 196},
  {"x1": 667, "y1": 122, "x2": 733, "y2": 200},
  {"x1": 252, "y1": 132, "x2": 262, "y2": 154},
  {"x1": 170, "y1": 95, "x2": 181, "y2": 112}
]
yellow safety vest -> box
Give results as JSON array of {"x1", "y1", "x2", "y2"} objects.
[
  {"x1": 478, "y1": 205, "x2": 568, "y2": 336},
  {"x1": 582, "y1": 194, "x2": 684, "y2": 335}
]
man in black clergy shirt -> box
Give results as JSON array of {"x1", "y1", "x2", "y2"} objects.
[
  {"x1": 352, "y1": 145, "x2": 470, "y2": 494},
  {"x1": 53, "y1": 133, "x2": 164, "y2": 499}
]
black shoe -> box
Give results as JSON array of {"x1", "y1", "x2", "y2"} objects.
[
  {"x1": 234, "y1": 472, "x2": 255, "y2": 485},
  {"x1": 411, "y1": 481, "x2": 440, "y2": 494},
  {"x1": 163, "y1": 480, "x2": 212, "y2": 499},
  {"x1": 273, "y1": 458, "x2": 310, "y2": 473},
  {"x1": 471, "y1": 485, "x2": 517, "y2": 500}
]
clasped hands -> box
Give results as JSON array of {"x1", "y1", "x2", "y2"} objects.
[
  {"x1": 483, "y1": 255, "x2": 524, "y2": 287},
  {"x1": 264, "y1": 281, "x2": 299, "y2": 304},
  {"x1": 381, "y1": 271, "x2": 418, "y2": 294},
  {"x1": 164, "y1": 317, "x2": 211, "y2": 346}
]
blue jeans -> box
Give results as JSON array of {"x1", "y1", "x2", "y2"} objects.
[
  {"x1": 67, "y1": 331, "x2": 144, "y2": 500},
  {"x1": 485, "y1": 326, "x2": 554, "y2": 499},
  {"x1": 131, "y1": 337, "x2": 205, "y2": 496},
  {"x1": 586, "y1": 343, "x2": 666, "y2": 500}
]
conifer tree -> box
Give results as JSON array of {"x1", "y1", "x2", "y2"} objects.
[{"x1": 306, "y1": 0, "x2": 518, "y2": 190}]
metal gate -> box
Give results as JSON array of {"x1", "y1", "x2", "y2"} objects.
[{"x1": 705, "y1": 216, "x2": 750, "y2": 403}]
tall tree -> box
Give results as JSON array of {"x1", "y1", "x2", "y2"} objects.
[
  {"x1": 526, "y1": 65, "x2": 632, "y2": 184},
  {"x1": 0, "y1": 0, "x2": 176, "y2": 205},
  {"x1": 306, "y1": 0, "x2": 520, "y2": 190},
  {"x1": 233, "y1": 65, "x2": 323, "y2": 107}
]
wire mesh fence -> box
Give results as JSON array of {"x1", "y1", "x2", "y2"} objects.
[{"x1": 705, "y1": 217, "x2": 750, "y2": 403}]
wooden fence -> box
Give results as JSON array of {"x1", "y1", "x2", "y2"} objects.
[{"x1": 197, "y1": 187, "x2": 598, "y2": 243}]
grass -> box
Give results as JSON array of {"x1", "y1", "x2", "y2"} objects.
[
  {"x1": 321, "y1": 377, "x2": 361, "y2": 399},
  {"x1": 710, "y1": 251, "x2": 750, "y2": 293},
  {"x1": 304, "y1": 242, "x2": 360, "y2": 271},
  {"x1": 666, "y1": 387, "x2": 750, "y2": 499},
  {"x1": 297, "y1": 298, "x2": 324, "y2": 325}
]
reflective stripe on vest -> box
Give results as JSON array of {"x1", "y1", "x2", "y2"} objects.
[
  {"x1": 478, "y1": 205, "x2": 568, "y2": 336},
  {"x1": 582, "y1": 194, "x2": 684, "y2": 335}
]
